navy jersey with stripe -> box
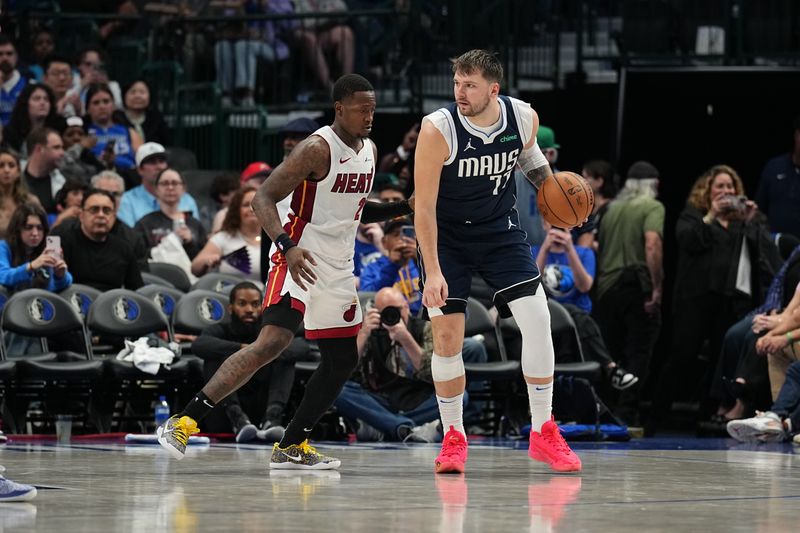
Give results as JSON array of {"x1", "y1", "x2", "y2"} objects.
[{"x1": 437, "y1": 96, "x2": 523, "y2": 225}]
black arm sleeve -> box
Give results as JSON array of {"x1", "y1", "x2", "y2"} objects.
[{"x1": 360, "y1": 200, "x2": 413, "y2": 223}]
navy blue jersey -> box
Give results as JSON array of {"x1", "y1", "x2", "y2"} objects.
[{"x1": 436, "y1": 96, "x2": 524, "y2": 224}]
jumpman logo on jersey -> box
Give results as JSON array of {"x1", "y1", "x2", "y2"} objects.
[
  {"x1": 508, "y1": 216, "x2": 516, "y2": 230},
  {"x1": 463, "y1": 138, "x2": 476, "y2": 152}
]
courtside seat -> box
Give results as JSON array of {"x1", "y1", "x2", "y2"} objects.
[{"x1": 191, "y1": 273, "x2": 242, "y2": 295}]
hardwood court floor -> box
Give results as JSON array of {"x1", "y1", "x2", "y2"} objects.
[{"x1": 0, "y1": 437, "x2": 798, "y2": 532}]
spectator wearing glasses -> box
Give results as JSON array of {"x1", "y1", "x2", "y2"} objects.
[
  {"x1": 0, "y1": 35, "x2": 28, "y2": 127},
  {"x1": 51, "y1": 189, "x2": 143, "y2": 291},
  {"x1": 42, "y1": 55, "x2": 80, "y2": 117},
  {"x1": 0, "y1": 149, "x2": 40, "y2": 239},
  {"x1": 135, "y1": 168, "x2": 207, "y2": 259},
  {"x1": 118, "y1": 143, "x2": 199, "y2": 226}
]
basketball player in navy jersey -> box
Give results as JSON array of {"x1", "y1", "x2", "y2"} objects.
[
  {"x1": 415, "y1": 50, "x2": 581, "y2": 473},
  {"x1": 157, "y1": 74, "x2": 414, "y2": 469}
]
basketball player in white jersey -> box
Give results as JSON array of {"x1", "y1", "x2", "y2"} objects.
[
  {"x1": 415, "y1": 50, "x2": 581, "y2": 473},
  {"x1": 157, "y1": 74, "x2": 415, "y2": 469}
]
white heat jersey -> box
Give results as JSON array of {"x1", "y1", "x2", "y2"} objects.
[{"x1": 274, "y1": 126, "x2": 375, "y2": 267}]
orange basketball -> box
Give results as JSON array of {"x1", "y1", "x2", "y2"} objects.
[{"x1": 536, "y1": 171, "x2": 595, "y2": 228}]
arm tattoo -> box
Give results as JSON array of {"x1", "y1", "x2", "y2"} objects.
[{"x1": 525, "y1": 164, "x2": 553, "y2": 190}]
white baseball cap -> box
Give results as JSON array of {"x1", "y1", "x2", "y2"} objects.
[{"x1": 135, "y1": 142, "x2": 166, "y2": 167}]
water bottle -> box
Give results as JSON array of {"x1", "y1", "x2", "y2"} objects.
[{"x1": 154, "y1": 396, "x2": 170, "y2": 428}]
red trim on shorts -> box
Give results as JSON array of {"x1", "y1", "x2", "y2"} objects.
[
  {"x1": 305, "y1": 324, "x2": 362, "y2": 339},
  {"x1": 290, "y1": 297, "x2": 306, "y2": 314},
  {"x1": 263, "y1": 262, "x2": 288, "y2": 309}
]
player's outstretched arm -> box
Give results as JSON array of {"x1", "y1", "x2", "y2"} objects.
[
  {"x1": 252, "y1": 135, "x2": 330, "y2": 240},
  {"x1": 414, "y1": 119, "x2": 449, "y2": 308}
]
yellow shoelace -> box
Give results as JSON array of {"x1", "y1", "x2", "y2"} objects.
[
  {"x1": 298, "y1": 440, "x2": 318, "y2": 455},
  {"x1": 175, "y1": 416, "x2": 199, "y2": 445}
]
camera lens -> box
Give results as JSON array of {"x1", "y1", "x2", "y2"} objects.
[{"x1": 379, "y1": 306, "x2": 401, "y2": 326}]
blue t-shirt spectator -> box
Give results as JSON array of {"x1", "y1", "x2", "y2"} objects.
[
  {"x1": 360, "y1": 257, "x2": 422, "y2": 314},
  {"x1": 118, "y1": 185, "x2": 200, "y2": 228},
  {"x1": 531, "y1": 244, "x2": 595, "y2": 312},
  {"x1": 354, "y1": 240, "x2": 382, "y2": 278},
  {"x1": 0, "y1": 240, "x2": 72, "y2": 293}
]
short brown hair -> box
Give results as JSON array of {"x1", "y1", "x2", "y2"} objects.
[{"x1": 451, "y1": 49, "x2": 503, "y2": 84}]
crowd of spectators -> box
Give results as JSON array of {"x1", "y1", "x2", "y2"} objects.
[{"x1": 0, "y1": 12, "x2": 797, "y2": 443}]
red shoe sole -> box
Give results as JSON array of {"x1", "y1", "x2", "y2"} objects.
[
  {"x1": 529, "y1": 448, "x2": 582, "y2": 472},
  {"x1": 435, "y1": 460, "x2": 466, "y2": 474}
]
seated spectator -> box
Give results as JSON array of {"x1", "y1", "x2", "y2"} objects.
[
  {"x1": 49, "y1": 179, "x2": 86, "y2": 229},
  {"x1": 134, "y1": 168, "x2": 207, "y2": 259},
  {"x1": 25, "y1": 29, "x2": 55, "y2": 82},
  {"x1": 378, "y1": 123, "x2": 418, "y2": 193},
  {"x1": 293, "y1": 0, "x2": 355, "y2": 95},
  {"x1": 3, "y1": 83, "x2": 67, "y2": 155},
  {"x1": 728, "y1": 349, "x2": 800, "y2": 444},
  {"x1": 67, "y1": 47, "x2": 123, "y2": 110},
  {"x1": 60, "y1": 116, "x2": 106, "y2": 183},
  {"x1": 118, "y1": 143, "x2": 199, "y2": 225},
  {"x1": 0, "y1": 202, "x2": 72, "y2": 293},
  {"x1": 113, "y1": 80, "x2": 171, "y2": 145},
  {"x1": 50, "y1": 189, "x2": 143, "y2": 291},
  {"x1": 360, "y1": 218, "x2": 421, "y2": 314},
  {"x1": 192, "y1": 281, "x2": 303, "y2": 442},
  {"x1": 0, "y1": 149, "x2": 40, "y2": 239},
  {"x1": 532, "y1": 219, "x2": 637, "y2": 390},
  {"x1": 212, "y1": 162, "x2": 271, "y2": 233},
  {"x1": 278, "y1": 117, "x2": 319, "y2": 161},
  {"x1": 213, "y1": 0, "x2": 295, "y2": 107},
  {"x1": 377, "y1": 183, "x2": 406, "y2": 204},
  {"x1": 0, "y1": 35, "x2": 28, "y2": 127},
  {"x1": 85, "y1": 83, "x2": 142, "y2": 171},
  {"x1": 192, "y1": 188, "x2": 262, "y2": 281},
  {"x1": 333, "y1": 287, "x2": 486, "y2": 442},
  {"x1": 354, "y1": 222, "x2": 384, "y2": 284},
  {"x1": 203, "y1": 172, "x2": 240, "y2": 233},
  {"x1": 22, "y1": 127, "x2": 67, "y2": 215},
  {"x1": 0, "y1": 202, "x2": 72, "y2": 355},
  {"x1": 42, "y1": 54, "x2": 80, "y2": 117}
]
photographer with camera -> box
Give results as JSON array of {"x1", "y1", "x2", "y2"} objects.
[
  {"x1": 360, "y1": 218, "x2": 421, "y2": 314},
  {"x1": 333, "y1": 286, "x2": 487, "y2": 442},
  {"x1": 649, "y1": 164, "x2": 782, "y2": 433}
]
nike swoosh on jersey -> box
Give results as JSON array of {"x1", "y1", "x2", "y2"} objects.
[{"x1": 339, "y1": 157, "x2": 352, "y2": 164}]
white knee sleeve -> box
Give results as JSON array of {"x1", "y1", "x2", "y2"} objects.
[
  {"x1": 508, "y1": 292, "x2": 555, "y2": 378},
  {"x1": 431, "y1": 352, "x2": 465, "y2": 382}
]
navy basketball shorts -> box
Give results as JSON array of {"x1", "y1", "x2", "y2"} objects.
[{"x1": 419, "y1": 211, "x2": 541, "y2": 318}]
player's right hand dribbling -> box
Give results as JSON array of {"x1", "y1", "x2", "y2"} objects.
[
  {"x1": 422, "y1": 271, "x2": 448, "y2": 309},
  {"x1": 286, "y1": 247, "x2": 318, "y2": 291}
]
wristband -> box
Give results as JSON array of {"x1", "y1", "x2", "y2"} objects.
[{"x1": 274, "y1": 233, "x2": 296, "y2": 255}]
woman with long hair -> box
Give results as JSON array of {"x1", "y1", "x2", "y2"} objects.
[
  {"x1": 113, "y1": 80, "x2": 172, "y2": 145},
  {"x1": 0, "y1": 202, "x2": 72, "y2": 293},
  {"x1": 191, "y1": 188, "x2": 261, "y2": 280},
  {"x1": 0, "y1": 149, "x2": 41, "y2": 239},
  {"x1": 85, "y1": 83, "x2": 142, "y2": 170},
  {"x1": 649, "y1": 164, "x2": 780, "y2": 432},
  {"x1": 3, "y1": 83, "x2": 66, "y2": 154}
]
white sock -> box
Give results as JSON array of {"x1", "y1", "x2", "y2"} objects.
[
  {"x1": 437, "y1": 393, "x2": 465, "y2": 436},
  {"x1": 528, "y1": 382, "x2": 553, "y2": 432}
]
